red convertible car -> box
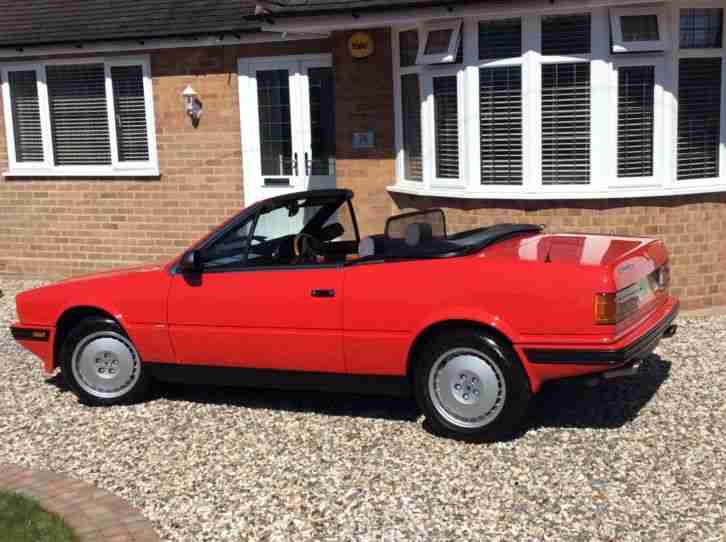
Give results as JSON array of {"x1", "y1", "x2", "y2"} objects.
[{"x1": 11, "y1": 189, "x2": 678, "y2": 441}]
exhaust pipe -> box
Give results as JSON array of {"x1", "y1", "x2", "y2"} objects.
[
  {"x1": 586, "y1": 362, "x2": 641, "y2": 387},
  {"x1": 662, "y1": 324, "x2": 677, "y2": 339}
]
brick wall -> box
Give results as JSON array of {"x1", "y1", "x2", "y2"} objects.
[
  {"x1": 0, "y1": 40, "x2": 330, "y2": 278},
  {"x1": 333, "y1": 29, "x2": 396, "y2": 237},
  {"x1": 390, "y1": 193, "x2": 726, "y2": 310},
  {"x1": 1, "y1": 34, "x2": 725, "y2": 310}
]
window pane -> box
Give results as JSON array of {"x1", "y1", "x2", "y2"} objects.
[
  {"x1": 256, "y1": 69, "x2": 293, "y2": 177},
  {"x1": 399, "y1": 30, "x2": 419, "y2": 67},
  {"x1": 480, "y1": 66, "x2": 522, "y2": 185},
  {"x1": 618, "y1": 66, "x2": 655, "y2": 178},
  {"x1": 542, "y1": 63, "x2": 591, "y2": 185},
  {"x1": 111, "y1": 65, "x2": 149, "y2": 162},
  {"x1": 433, "y1": 76, "x2": 459, "y2": 179},
  {"x1": 46, "y1": 64, "x2": 111, "y2": 166},
  {"x1": 678, "y1": 58, "x2": 722, "y2": 180},
  {"x1": 621, "y1": 15, "x2": 659, "y2": 42},
  {"x1": 7, "y1": 70, "x2": 43, "y2": 162},
  {"x1": 542, "y1": 14, "x2": 591, "y2": 55},
  {"x1": 401, "y1": 74, "x2": 422, "y2": 181},
  {"x1": 479, "y1": 18, "x2": 522, "y2": 60},
  {"x1": 424, "y1": 29, "x2": 453, "y2": 55},
  {"x1": 308, "y1": 67, "x2": 336, "y2": 176},
  {"x1": 680, "y1": 9, "x2": 723, "y2": 49}
]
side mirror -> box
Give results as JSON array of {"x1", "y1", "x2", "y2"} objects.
[{"x1": 179, "y1": 250, "x2": 202, "y2": 273}]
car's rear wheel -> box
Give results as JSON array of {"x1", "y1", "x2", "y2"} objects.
[
  {"x1": 414, "y1": 329, "x2": 531, "y2": 442},
  {"x1": 60, "y1": 318, "x2": 151, "y2": 406}
]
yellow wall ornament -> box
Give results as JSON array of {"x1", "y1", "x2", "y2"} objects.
[{"x1": 348, "y1": 31, "x2": 375, "y2": 59}]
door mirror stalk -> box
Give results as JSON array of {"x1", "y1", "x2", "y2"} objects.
[{"x1": 179, "y1": 250, "x2": 203, "y2": 274}]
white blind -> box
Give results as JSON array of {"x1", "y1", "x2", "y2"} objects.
[
  {"x1": 618, "y1": 66, "x2": 655, "y2": 178},
  {"x1": 46, "y1": 64, "x2": 111, "y2": 166},
  {"x1": 677, "y1": 58, "x2": 721, "y2": 180},
  {"x1": 433, "y1": 75, "x2": 459, "y2": 179},
  {"x1": 8, "y1": 70, "x2": 44, "y2": 162},
  {"x1": 480, "y1": 66, "x2": 523, "y2": 185},
  {"x1": 542, "y1": 63, "x2": 591, "y2": 185},
  {"x1": 111, "y1": 65, "x2": 149, "y2": 162},
  {"x1": 401, "y1": 74, "x2": 423, "y2": 181}
]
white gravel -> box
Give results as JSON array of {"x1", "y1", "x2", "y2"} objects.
[{"x1": 1, "y1": 278, "x2": 725, "y2": 542}]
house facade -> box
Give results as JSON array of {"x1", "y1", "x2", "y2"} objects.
[{"x1": 0, "y1": 0, "x2": 724, "y2": 310}]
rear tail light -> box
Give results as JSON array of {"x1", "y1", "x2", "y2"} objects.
[
  {"x1": 594, "y1": 293, "x2": 617, "y2": 325},
  {"x1": 595, "y1": 263, "x2": 670, "y2": 325}
]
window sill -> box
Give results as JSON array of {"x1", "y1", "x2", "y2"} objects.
[
  {"x1": 3, "y1": 168, "x2": 160, "y2": 179},
  {"x1": 387, "y1": 181, "x2": 726, "y2": 200}
]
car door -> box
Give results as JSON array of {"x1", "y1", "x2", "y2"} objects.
[{"x1": 167, "y1": 205, "x2": 345, "y2": 373}]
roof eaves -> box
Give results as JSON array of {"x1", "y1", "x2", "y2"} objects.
[
  {"x1": 0, "y1": 28, "x2": 262, "y2": 50},
  {"x1": 251, "y1": 0, "x2": 471, "y2": 17}
]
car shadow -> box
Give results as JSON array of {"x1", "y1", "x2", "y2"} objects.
[
  {"x1": 521, "y1": 354, "x2": 672, "y2": 435},
  {"x1": 159, "y1": 381, "x2": 422, "y2": 423},
  {"x1": 44, "y1": 355, "x2": 671, "y2": 434}
]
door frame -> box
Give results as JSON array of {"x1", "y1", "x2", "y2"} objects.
[{"x1": 238, "y1": 53, "x2": 334, "y2": 206}]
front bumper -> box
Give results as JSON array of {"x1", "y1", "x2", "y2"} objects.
[
  {"x1": 9, "y1": 323, "x2": 55, "y2": 373},
  {"x1": 524, "y1": 301, "x2": 679, "y2": 366},
  {"x1": 10, "y1": 326, "x2": 51, "y2": 342}
]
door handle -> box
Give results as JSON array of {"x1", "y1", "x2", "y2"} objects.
[{"x1": 311, "y1": 289, "x2": 335, "y2": 298}]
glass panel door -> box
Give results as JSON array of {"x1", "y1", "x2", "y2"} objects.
[
  {"x1": 239, "y1": 55, "x2": 336, "y2": 205},
  {"x1": 302, "y1": 65, "x2": 336, "y2": 190},
  {"x1": 257, "y1": 69, "x2": 295, "y2": 182}
]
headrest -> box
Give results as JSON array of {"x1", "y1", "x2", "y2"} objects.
[
  {"x1": 319, "y1": 222, "x2": 344, "y2": 242},
  {"x1": 358, "y1": 235, "x2": 385, "y2": 257},
  {"x1": 405, "y1": 222, "x2": 433, "y2": 247}
]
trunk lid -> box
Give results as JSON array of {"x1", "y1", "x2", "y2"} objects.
[{"x1": 492, "y1": 232, "x2": 671, "y2": 335}]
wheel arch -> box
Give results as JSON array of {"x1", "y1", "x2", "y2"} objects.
[
  {"x1": 53, "y1": 306, "x2": 122, "y2": 370},
  {"x1": 406, "y1": 319, "x2": 522, "y2": 383}
]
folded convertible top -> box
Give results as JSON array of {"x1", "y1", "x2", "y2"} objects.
[{"x1": 372, "y1": 212, "x2": 543, "y2": 260}]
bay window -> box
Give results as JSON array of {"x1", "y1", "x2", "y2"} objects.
[
  {"x1": 1, "y1": 56, "x2": 157, "y2": 176},
  {"x1": 393, "y1": 3, "x2": 726, "y2": 199}
]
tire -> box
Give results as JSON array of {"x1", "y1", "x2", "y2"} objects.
[
  {"x1": 60, "y1": 317, "x2": 151, "y2": 406},
  {"x1": 413, "y1": 329, "x2": 531, "y2": 442}
]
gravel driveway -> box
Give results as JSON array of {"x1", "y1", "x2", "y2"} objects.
[{"x1": 1, "y1": 278, "x2": 725, "y2": 542}]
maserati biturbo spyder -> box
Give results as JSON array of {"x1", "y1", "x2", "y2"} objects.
[{"x1": 11, "y1": 189, "x2": 678, "y2": 441}]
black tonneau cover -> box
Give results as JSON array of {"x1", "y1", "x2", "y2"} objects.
[{"x1": 366, "y1": 210, "x2": 543, "y2": 260}]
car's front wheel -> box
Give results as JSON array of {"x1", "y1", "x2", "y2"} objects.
[
  {"x1": 60, "y1": 318, "x2": 151, "y2": 406},
  {"x1": 414, "y1": 329, "x2": 531, "y2": 442}
]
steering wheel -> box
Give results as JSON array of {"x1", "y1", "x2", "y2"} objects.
[{"x1": 293, "y1": 233, "x2": 321, "y2": 261}]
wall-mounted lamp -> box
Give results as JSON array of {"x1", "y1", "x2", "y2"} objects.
[{"x1": 182, "y1": 85, "x2": 203, "y2": 127}]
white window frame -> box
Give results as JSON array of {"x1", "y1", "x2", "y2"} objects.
[
  {"x1": 424, "y1": 66, "x2": 466, "y2": 188},
  {"x1": 671, "y1": 1, "x2": 726, "y2": 188},
  {"x1": 394, "y1": 26, "x2": 426, "y2": 188},
  {"x1": 416, "y1": 19, "x2": 462, "y2": 65},
  {"x1": 610, "y1": 6, "x2": 670, "y2": 53},
  {"x1": 0, "y1": 55, "x2": 158, "y2": 177},
  {"x1": 391, "y1": 2, "x2": 726, "y2": 200},
  {"x1": 466, "y1": 15, "x2": 527, "y2": 196},
  {"x1": 608, "y1": 57, "x2": 666, "y2": 188}
]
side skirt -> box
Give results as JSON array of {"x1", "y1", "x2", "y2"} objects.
[{"x1": 147, "y1": 363, "x2": 412, "y2": 398}]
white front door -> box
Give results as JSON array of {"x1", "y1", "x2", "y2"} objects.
[{"x1": 238, "y1": 54, "x2": 336, "y2": 205}]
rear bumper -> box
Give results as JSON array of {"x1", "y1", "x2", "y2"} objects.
[{"x1": 524, "y1": 301, "x2": 679, "y2": 366}]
